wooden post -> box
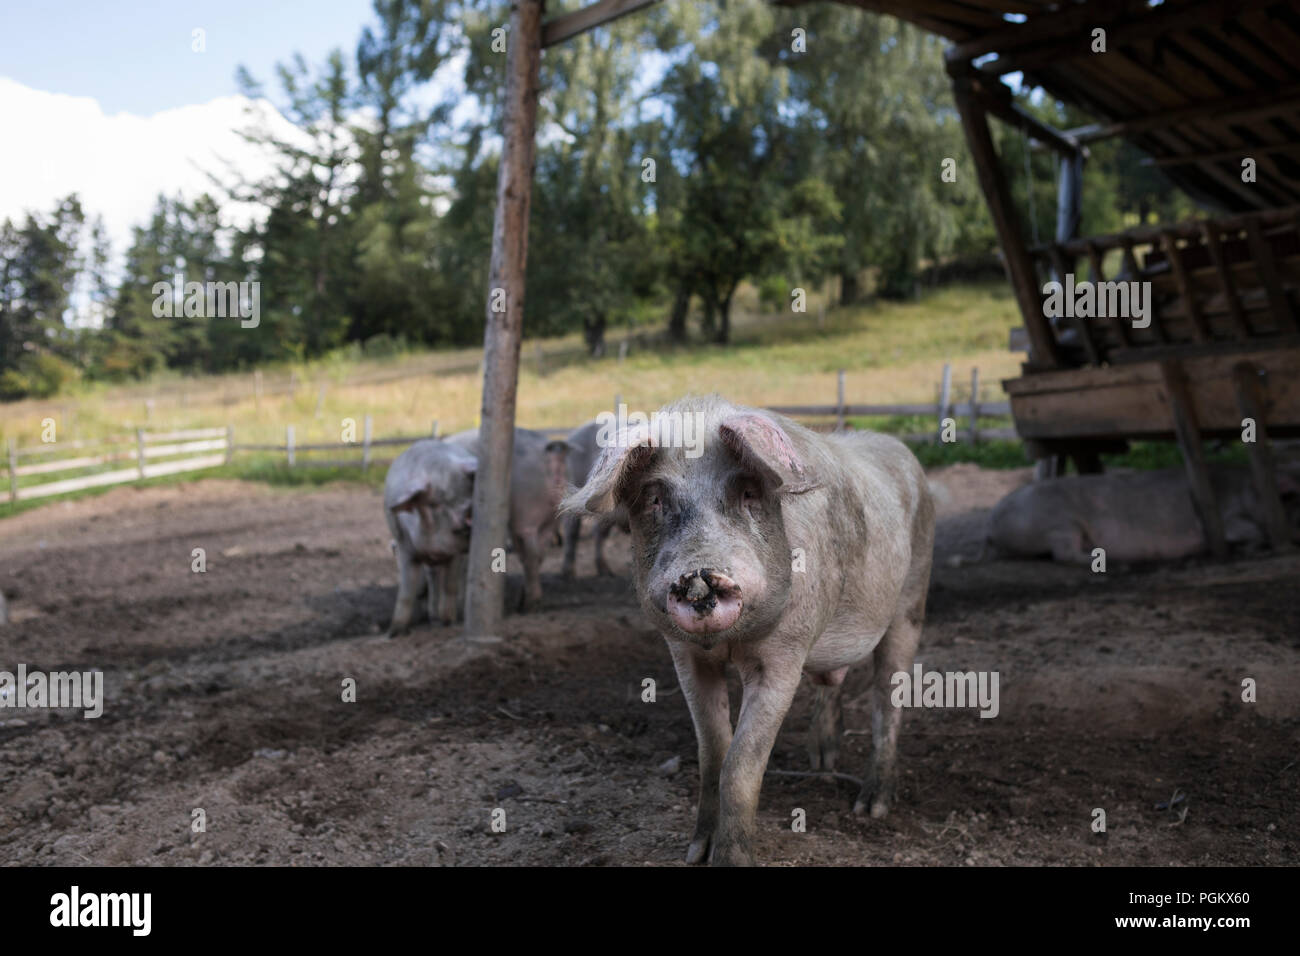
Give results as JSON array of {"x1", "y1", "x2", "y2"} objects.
[
  {"x1": 968, "y1": 367, "x2": 980, "y2": 444},
  {"x1": 362, "y1": 415, "x2": 373, "y2": 473},
  {"x1": 836, "y1": 369, "x2": 846, "y2": 432},
  {"x1": 287, "y1": 425, "x2": 295, "y2": 468},
  {"x1": 432, "y1": 420, "x2": 440, "y2": 439},
  {"x1": 1160, "y1": 360, "x2": 1226, "y2": 558},
  {"x1": 1231, "y1": 362, "x2": 1292, "y2": 550},
  {"x1": 618, "y1": 340, "x2": 628, "y2": 363},
  {"x1": 225, "y1": 425, "x2": 234, "y2": 465},
  {"x1": 614, "y1": 393, "x2": 622, "y2": 413},
  {"x1": 136, "y1": 428, "x2": 147, "y2": 480},
  {"x1": 937, "y1": 362, "x2": 952, "y2": 439},
  {"x1": 315, "y1": 382, "x2": 327, "y2": 418},
  {"x1": 464, "y1": 0, "x2": 545, "y2": 639},
  {"x1": 950, "y1": 72, "x2": 1061, "y2": 370},
  {"x1": 7, "y1": 439, "x2": 17, "y2": 503}
]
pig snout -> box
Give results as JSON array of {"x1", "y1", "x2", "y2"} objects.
[{"x1": 666, "y1": 569, "x2": 743, "y2": 634}]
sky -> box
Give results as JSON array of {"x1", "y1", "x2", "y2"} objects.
[{"x1": 0, "y1": 0, "x2": 379, "y2": 266}]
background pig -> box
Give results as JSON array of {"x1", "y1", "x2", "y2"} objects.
[
  {"x1": 447, "y1": 426, "x2": 570, "y2": 609},
  {"x1": 561, "y1": 421, "x2": 619, "y2": 578},
  {"x1": 563, "y1": 395, "x2": 935, "y2": 866},
  {"x1": 383, "y1": 438, "x2": 476, "y2": 635},
  {"x1": 987, "y1": 465, "x2": 1299, "y2": 564}
]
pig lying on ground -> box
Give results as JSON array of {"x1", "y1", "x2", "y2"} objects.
[
  {"x1": 561, "y1": 421, "x2": 621, "y2": 578},
  {"x1": 987, "y1": 465, "x2": 1299, "y2": 564},
  {"x1": 447, "y1": 427, "x2": 570, "y2": 610},
  {"x1": 384, "y1": 439, "x2": 477, "y2": 636},
  {"x1": 563, "y1": 395, "x2": 935, "y2": 866}
]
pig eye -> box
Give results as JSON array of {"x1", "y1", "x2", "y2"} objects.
[{"x1": 639, "y1": 483, "x2": 664, "y2": 518}]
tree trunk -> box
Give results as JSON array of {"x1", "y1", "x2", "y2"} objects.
[
  {"x1": 668, "y1": 281, "x2": 691, "y2": 343},
  {"x1": 583, "y1": 313, "x2": 607, "y2": 357},
  {"x1": 840, "y1": 270, "x2": 860, "y2": 306},
  {"x1": 714, "y1": 290, "x2": 733, "y2": 345}
]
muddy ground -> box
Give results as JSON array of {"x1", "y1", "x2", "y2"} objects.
[{"x1": 0, "y1": 465, "x2": 1296, "y2": 866}]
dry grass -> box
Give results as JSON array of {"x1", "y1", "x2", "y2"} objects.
[{"x1": 0, "y1": 283, "x2": 1022, "y2": 449}]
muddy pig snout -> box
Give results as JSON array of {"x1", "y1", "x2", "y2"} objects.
[{"x1": 667, "y1": 568, "x2": 743, "y2": 634}]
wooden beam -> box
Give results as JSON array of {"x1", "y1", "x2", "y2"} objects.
[
  {"x1": 963, "y1": 0, "x2": 1280, "y2": 76},
  {"x1": 1244, "y1": 217, "x2": 1299, "y2": 334},
  {"x1": 1086, "y1": 240, "x2": 1131, "y2": 349},
  {"x1": 1160, "y1": 359, "x2": 1227, "y2": 559},
  {"x1": 951, "y1": 77, "x2": 1061, "y2": 369},
  {"x1": 1199, "y1": 221, "x2": 1250, "y2": 341},
  {"x1": 1047, "y1": 243, "x2": 1101, "y2": 366},
  {"x1": 1143, "y1": 141, "x2": 1300, "y2": 168},
  {"x1": 1161, "y1": 232, "x2": 1211, "y2": 343},
  {"x1": 542, "y1": 0, "x2": 659, "y2": 48},
  {"x1": 967, "y1": 76, "x2": 1082, "y2": 158},
  {"x1": 1232, "y1": 362, "x2": 1293, "y2": 550},
  {"x1": 465, "y1": 0, "x2": 545, "y2": 639}
]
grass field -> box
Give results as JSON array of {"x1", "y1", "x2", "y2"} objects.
[{"x1": 2, "y1": 281, "x2": 1238, "y2": 516}]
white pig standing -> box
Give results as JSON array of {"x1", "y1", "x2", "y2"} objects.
[
  {"x1": 384, "y1": 439, "x2": 477, "y2": 636},
  {"x1": 563, "y1": 395, "x2": 935, "y2": 866}
]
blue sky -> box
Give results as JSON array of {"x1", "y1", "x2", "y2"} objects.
[{"x1": 0, "y1": 0, "x2": 376, "y2": 115}]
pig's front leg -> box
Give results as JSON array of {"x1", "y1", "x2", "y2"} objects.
[
  {"x1": 561, "y1": 514, "x2": 581, "y2": 579},
  {"x1": 712, "y1": 649, "x2": 805, "y2": 866},
  {"x1": 667, "y1": 641, "x2": 732, "y2": 864},
  {"x1": 387, "y1": 546, "x2": 419, "y2": 638},
  {"x1": 518, "y1": 529, "x2": 544, "y2": 610}
]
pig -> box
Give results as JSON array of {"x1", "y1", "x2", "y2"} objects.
[
  {"x1": 986, "y1": 465, "x2": 1300, "y2": 564},
  {"x1": 562, "y1": 395, "x2": 935, "y2": 866},
  {"x1": 446, "y1": 426, "x2": 570, "y2": 609},
  {"x1": 384, "y1": 438, "x2": 477, "y2": 636},
  {"x1": 561, "y1": 421, "x2": 619, "y2": 578}
]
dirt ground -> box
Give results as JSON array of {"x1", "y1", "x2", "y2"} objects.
[{"x1": 1, "y1": 465, "x2": 1296, "y2": 866}]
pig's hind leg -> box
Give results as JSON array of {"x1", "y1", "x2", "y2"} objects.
[
  {"x1": 808, "y1": 668, "x2": 849, "y2": 771},
  {"x1": 855, "y1": 600, "x2": 925, "y2": 819}
]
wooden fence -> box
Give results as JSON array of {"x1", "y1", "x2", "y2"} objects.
[
  {"x1": 7, "y1": 428, "x2": 231, "y2": 502},
  {"x1": 5, "y1": 366, "x2": 1016, "y2": 499}
]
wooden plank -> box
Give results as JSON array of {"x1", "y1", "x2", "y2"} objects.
[
  {"x1": 141, "y1": 454, "x2": 227, "y2": 480},
  {"x1": 16, "y1": 465, "x2": 144, "y2": 501},
  {"x1": 144, "y1": 427, "x2": 227, "y2": 441},
  {"x1": 143, "y1": 439, "x2": 227, "y2": 459},
  {"x1": 1161, "y1": 232, "x2": 1211, "y2": 342},
  {"x1": 1245, "y1": 217, "x2": 1298, "y2": 333},
  {"x1": 15, "y1": 450, "x2": 135, "y2": 477},
  {"x1": 1087, "y1": 240, "x2": 1130, "y2": 349},
  {"x1": 1071, "y1": 82, "x2": 1300, "y2": 143},
  {"x1": 466, "y1": 0, "x2": 545, "y2": 639},
  {"x1": 1231, "y1": 361, "x2": 1292, "y2": 550},
  {"x1": 541, "y1": 0, "x2": 660, "y2": 48},
  {"x1": 951, "y1": 76, "x2": 1060, "y2": 369},
  {"x1": 1199, "y1": 221, "x2": 1250, "y2": 340},
  {"x1": 1160, "y1": 360, "x2": 1227, "y2": 558}
]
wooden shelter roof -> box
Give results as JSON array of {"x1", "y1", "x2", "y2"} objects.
[{"x1": 779, "y1": 0, "x2": 1300, "y2": 213}]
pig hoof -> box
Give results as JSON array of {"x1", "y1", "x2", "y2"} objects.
[
  {"x1": 853, "y1": 789, "x2": 894, "y2": 819},
  {"x1": 685, "y1": 837, "x2": 711, "y2": 865}
]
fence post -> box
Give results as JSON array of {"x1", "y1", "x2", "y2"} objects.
[
  {"x1": 7, "y1": 439, "x2": 16, "y2": 503},
  {"x1": 287, "y1": 425, "x2": 295, "y2": 468},
  {"x1": 836, "y1": 369, "x2": 846, "y2": 432},
  {"x1": 937, "y1": 362, "x2": 952, "y2": 440},
  {"x1": 136, "y1": 428, "x2": 147, "y2": 480},
  {"x1": 614, "y1": 393, "x2": 622, "y2": 414},
  {"x1": 968, "y1": 367, "x2": 980, "y2": 444},
  {"x1": 225, "y1": 425, "x2": 234, "y2": 465},
  {"x1": 362, "y1": 415, "x2": 373, "y2": 472},
  {"x1": 618, "y1": 340, "x2": 628, "y2": 363},
  {"x1": 315, "y1": 382, "x2": 327, "y2": 418},
  {"x1": 432, "y1": 420, "x2": 440, "y2": 439}
]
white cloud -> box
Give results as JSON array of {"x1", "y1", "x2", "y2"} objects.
[{"x1": 0, "y1": 75, "x2": 307, "y2": 271}]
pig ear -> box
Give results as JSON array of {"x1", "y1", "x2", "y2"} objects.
[
  {"x1": 389, "y1": 483, "x2": 428, "y2": 513},
  {"x1": 719, "y1": 413, "x2": 817, "y2": 493},
  {"x1": 561, "y1": 424, "x2": 655, "y2": 515}
]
